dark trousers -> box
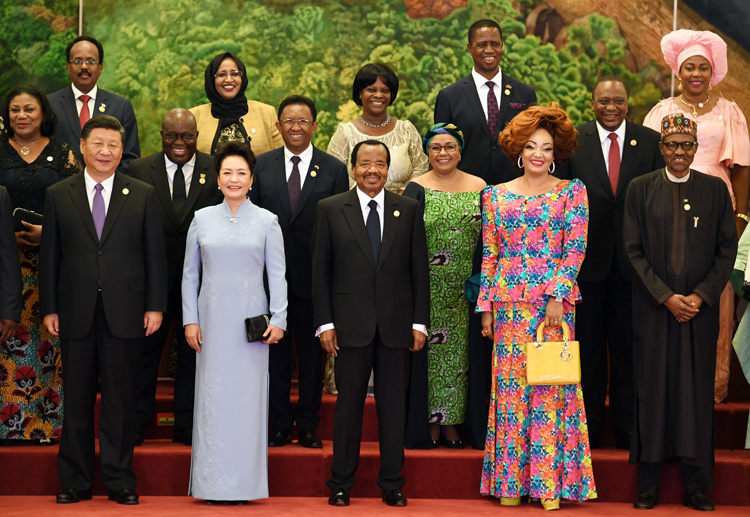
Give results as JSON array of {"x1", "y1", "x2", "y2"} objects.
[
  {"x1": 269, "y1": 292, "x2": 322, "y2": 432},
  {"x1": 327, "y1": 332, "x2": 410, "y2": 492},
  {"x1": 638, "y1": 461, "x2": 712, "y2": 494},
  {"x1": 577, "y1": 264, "x2": 634, "y2": 448},
  {"x1": 58, "y1": 295, "x2": 142, "y2": 494},
  {"x1": 135, "y1": 283, "x2": 195, "y2": 437}
]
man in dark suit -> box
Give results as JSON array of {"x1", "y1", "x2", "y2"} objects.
[
  {"x1": 40, "y1": 116, "x2": 167, "y2": 505},
  {"x1": 250, "y1": 95, "x2": 348, "y2": 449},
  {"x1": 130, "y1": 108, "x2": 222, "y2": 446},
  {"x1": 312, "y1": 140, "x2": 429, "y2": 507},
  {"x1": 434, "y1": 18, "x2": 537, "y2": 185},
  {"x1": 556, "y1": 76, "x2": 665, "y2": 449},
  {"x1": 48, "y1": 36, "x2": 140, "y2": 173},
  {"x1": 0, "y1": 186, "x2": 22, "y2": 344}
]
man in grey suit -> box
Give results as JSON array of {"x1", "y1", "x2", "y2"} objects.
[
  {"x1": 47, "y1": 36, "x2": 140, "y2": 172},
  {"x1": 556, "y1": 76, "x2": 665, "y2": 450},
  {"x1": 0, "y1": 186, "x2": 21, "y2": 343},
  {"x1": 40, "y1": 116, "x2": 167, "y2": 506},
  {"x1": 130, "y1": 109, "x2": 222, "y2": 446},
  {"x1": 312, "y1": 140, "x2": 429, "y2": 507}
]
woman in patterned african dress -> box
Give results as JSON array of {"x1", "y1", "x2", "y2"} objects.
[
  {"x1": 477, "y1": 103, "x2": 596, "y2": 510},
  {"x1": 403, "y1": 123, "x2": 485, "y2": 449}
]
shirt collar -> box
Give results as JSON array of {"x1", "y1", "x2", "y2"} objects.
[
  {"x1": 665, "y1": 169, "x2": 691, "y2": 183},
  {"x1": 72, "y1": 84, "x2": 98, "y2": 101},
  {"x1": 595, "y1": 120, "x2": 627, "y2": 143},
  {"x1": 84, "y1": 168, "x2": 115, "y2": 191},
  {"x1": 283, "y1": 144, "x2": 314, "y2": 166},
  {"x1": 471, "y1": 68, "x2": 503, "y2": 90},
  {"x1": 355, "y1": 186, "x2": 385, "y2": 209},
  {"x1": 164, "y1": 152, "x2": 197, "y2": 171}
]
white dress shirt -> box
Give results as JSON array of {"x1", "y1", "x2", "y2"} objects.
[
  {"x1": 595, "y1": 120, "x2": 626, "y2": 174},
  {"x1": 471, "y1": 68, "x2": 503, "y2": 122},
  {"x1": 284, "y1": 144, "x2": 314, "y2": 190},
  {"x1": 164, "y1": 153, "x2": 196, "y2": 198},
  {"x1": 71, "y1": 84, "x2": 98, "y2": 119},
  {"x1": 83, "y1": 169, "x2": 115, "y2": 214},
  {"x1": 666, "y1": 169, "x2": 690, "y2": 183}
]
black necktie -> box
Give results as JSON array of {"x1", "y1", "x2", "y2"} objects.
[
  {"x1": 366, "y1": 199, "x2": 381, "y2": 264},
  {"x1": 173, "y1": 165, "x2": 186, "y2": 218},
  {"x1": 288, "y1": 156, "x2": 301, "y2": 214}
]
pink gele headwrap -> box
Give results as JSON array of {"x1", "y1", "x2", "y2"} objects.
[{"x1": 661, "y1": 29, "x2": 728, "y2": 86}]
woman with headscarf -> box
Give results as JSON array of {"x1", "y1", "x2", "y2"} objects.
[
  {"x1": 403, "y1": 124, "x2": 485, "y2": 449},
  {"x1": 190, "y1": 52, "x2": 283, "y2": 156},
  {"x1": 643, "y1": 30, "x2": 750, "y2": 402}
]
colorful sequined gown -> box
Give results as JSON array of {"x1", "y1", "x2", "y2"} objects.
[{"x1": 477, "y1": 179, "x2": 597, "y2": 501}]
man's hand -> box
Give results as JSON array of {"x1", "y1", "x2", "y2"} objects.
[
  {"x1": 409, "y1": 328, "x2": 426, "y2": 352},
  {"x1": 44, "y1": 313, "x2": 60, "y2": 336},
  {"x1": 320, "y1": 329, "x2": 339, "y2": 356},
  {"x1": 143, "y1": 311, "x2": 163, "y2": 336},
  {"x1": 0, "y1": 319, "x2": 18, "y2": 343},
  {"x1": 664, "y1": 294, "x2": 700, "y2": 323}
]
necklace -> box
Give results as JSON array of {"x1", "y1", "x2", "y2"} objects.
[
  {"x1": 680, "y1": 93, "x2": 710, "y2": 118},
  {"x1": 359, "y1": 114, "x2": 391, "y2": 128},
  {"x1": 435, "y1": 170, "x2": 458, "y2": 195},
  {"x1": 12, "y1": 137, "x2": 41, "y2": 156}
]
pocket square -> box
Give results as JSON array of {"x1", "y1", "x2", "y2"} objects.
[{"x1": 509, "y1": 102, "x2": 527, "y2": 110}]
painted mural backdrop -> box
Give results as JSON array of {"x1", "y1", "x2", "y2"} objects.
[{"x1": 2, "y1": 0, "x2": 748, "y2": 155}]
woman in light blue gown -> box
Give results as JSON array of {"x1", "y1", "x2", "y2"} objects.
[{"x1": 182, "y1": 141, "x2": 287, "y2": 504}]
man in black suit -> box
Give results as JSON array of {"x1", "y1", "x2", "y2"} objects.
[
  {"x1": 313, "y1": 140, "x2": 429, "y2": 507},
  {"x1": 0, "y1": 186, "x2": 21, "y2": 344},
  {"x1": 250, "y1": 95, "x2": 348, "y2": 449},
  {"x1": 48, "y1": 36, "x2": 140, "y2": 172},
  {"x1": 130, "y1": 108, "x2": 222, "y2": 446},
  {"x1": 556, "y1": 77, "x2": 665, "y2": 449},
  {"x1": 40, "y1": 116, "x2": 167, "y2": 505},
  {"x1": 434, "y1": 18, "x2": 537, "y2": 185}
]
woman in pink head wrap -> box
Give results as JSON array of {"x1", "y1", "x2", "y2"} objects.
[{"x1": 644, "y1": 29, "x2": 750, "y2": 403}]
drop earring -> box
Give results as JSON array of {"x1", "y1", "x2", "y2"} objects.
[{"x1": 678, "y1": 80, "x2": 683, "y2": 92}]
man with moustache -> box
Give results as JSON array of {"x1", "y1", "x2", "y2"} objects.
[
  {"x1": 48, "y1": 36, "x2": 140, "y2": 172},
  {"x1": 250, "y1": 95, "x2": 348, "y2": 449},
  {"x1": 556, "y1": 77, "x2": 664, "y2": 450},
  {"x1": 312, "y1": 140, "x2": 429, "y2": 507},
  {"x1": 40, "y1": 116, "x2": 167, "y2": 505},
  {"x1": 130, "y1": 109, "x2": 222, "y2": 446}
]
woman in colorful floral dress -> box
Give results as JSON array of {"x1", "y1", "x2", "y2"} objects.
[{"x1": 477, "y1": 103, "x2": 596, "y2": 510}]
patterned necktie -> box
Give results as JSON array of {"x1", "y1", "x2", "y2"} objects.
[
  {"x1": 486, "y1": 81, "x2": 499, "y2": 135},
  {"x1": 92, "y1": 183, "x2": 105, "y2": 239},
  {"x1": 366, "y1": 199, "x2": 381, "y2": 264},
  {"x1": 173, "y1": 165, "x2": 186, "y2": 218},
  {"x1": 288, "y1": 156, "x2": 301, "y2": 214},
  {"x1": 79, "y1": 94, "x2": 91, "y2": 129},
  {"x1": 608, "y1": 133, "x2": 621, "y2": 195}
]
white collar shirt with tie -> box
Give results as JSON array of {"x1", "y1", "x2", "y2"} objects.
[
  {"x1": 471, "y1": 67, "x2": 503, "y2": 121},
  {"x1": 595, "y1": 120, "x2": 626, "y2": 174},
  {"x1": 164, "y1": 153, "x2": 196, "y2": 198},
  {"x1": 71, "y1": 84, "x2": 98, "y2": 118},
  {"x1": 283, "y1": 144, "x2": 314, "y2": 190},
  {"x1": 83, "y1": 169, "x2": 115, "y2": 213},
  {"x1": 355, "y1": 186, "x2": 385, "y2": 240}
]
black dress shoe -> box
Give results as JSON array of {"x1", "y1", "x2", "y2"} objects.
[
  {"x1": 229, "y1": 500, "x2": 248, "y2": 505},
  {"x1": 108, "y1": 488, "x2": 139, "y2": 505},
  {"x1": 440, "y1": 436, "x2": 464, "y2": 449},
  {"x1": 56, "y1": 488, "x2": 92, "y2": 504},
  {"x1": 134, "y1": 432, "x2": 144, "y2": 447},
  {"x1": 298, "y1": 428, "x2": 323, "y2": 448},
  {"x1": 683, "y1": 489, "x2": 714, "y2": 511},
  {"x1": 633, "y1": 492, "x2": 657, "y2": 510},
  {"x1": 382, "y1": 489, "x2": 407, "y2": 507},
  {"x1": 328, "y1": 488, "x2": 350, "y2": 506},
  {"x1": 268, "y1": 428, "x2": 291, "y2": 447},
  {"x1": 206, "y1": 500, "x2": 225, "y2": 505}
]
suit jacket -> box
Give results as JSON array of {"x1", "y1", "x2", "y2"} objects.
[
  {"x1": 189, "y1": 101, "x2": 284, "y2": 156},
  {"x1": 249, "y1": 145, "x2": 349, "y2": 299},
  {"x1": 39, "y1": 172, "x2": 167, "y2": 340},
  {"x1": 129, "y1": 151, "x2": 222, "y2": 293},
  {"x1": 557, "y1": 120, "x2": 665, "y2": 282},
  {"x1": 0, "y1": 186, "x2": 21, "y2": 321},
  {"x1": 312, "y1": 189, "x2": 429, "y2": 348},
  {"x1": 434, "y1": 72, "x2": 537, "y2": 185},
  {"x1": 47, "y1": 85, "x2": 140, "y2": 173}
]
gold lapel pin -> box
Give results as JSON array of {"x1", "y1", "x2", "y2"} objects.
[
  {"x1": 310, "y1": 171, "x2": 317, "y2": 178},
  {"x1": 630, "y1": 139, "x2": 637, "y2": 146},
  {"x1": 199, "y1": 173, "x2": 206, "y2": 185},
  {"x1": 99, "y1": 103, "x2": 106, "y2": 113},
  {"x1": 394, "y1": 210, "x2": 400, "y2": 218},
  {"x1": 504, "y1": 89, "x2": 511, "y2": 95},
  {"x1": 122, "y1": 187, "x2": 129, "y2": 195},
  {"x1": 314, "y1": 165, "x2": 320, "y2": 169}
]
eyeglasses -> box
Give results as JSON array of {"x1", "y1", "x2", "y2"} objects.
[
  {"x1": 357, "y1": 162, "x2": 388, "y2": 172},
  {"x1": 214, "y1": 70, "x2": 242, "y2": 79},
  {"x1": 661, "y1": 141, "x2": 697, "y2": 152},
  {"x1": 68, "y1": 59, "x2": 100, "y2": 66},
  {"x1": 280, "y1": 118, "x2": 313, "y2": 127},
  {"x1": 428, "y1": 143, "x2": 459, "y2": 154},
  {"x1": 161, "y1": 131, "x2": 196, "y2": 143}
]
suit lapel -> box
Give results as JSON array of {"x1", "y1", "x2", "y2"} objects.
[
  {"x1": 271, "y1": 150, "x2": 293, "y2": 224},
  {"x1": 497, "y1": 73, "x2": 512, "y2": 134},
  {"x1": 59, "y1": 86, "x2": 82, "y2": 143},
  {"x1": 378, "y1": 191, "x2": 399, "y2": 269},
  {"x1": 68, "y1": 176, "x2": 98, "y2": 242},
  {"x1": 582, "y1": 125, "x2": 613, "y2": 199},
  {"x1": 460, "y1": 77, "x2": 492, "y2": 142},
  {"x1": 181, "y1": 155, "x2": 210, "y2": 225},
  {"x1": 342, "y1": 189, "x2": 376, "y2": 269},
  {"x1": 616, "y1": 122, "x2": 637, "y2": 199},
  {"x1": 293, "y1": 147, "x2": 320, "y2": 222},
  {"x1": 99, "y1": 173, "x2": 128, "y2": 244},
  {"x1": 149, "y1": 154, "x2": 179, "y2": 228},
  {"x1": 93, "y1": 89, "x2": 108, "y2": 119}
]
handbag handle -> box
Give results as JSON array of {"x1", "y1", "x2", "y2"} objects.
[{"x1": 535, "y1": 321, "x2": 571, "y2": 343}]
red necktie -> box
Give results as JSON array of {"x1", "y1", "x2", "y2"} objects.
[
  {"x1": 79, "y1": 94, "x2": 91, "y2": 129},
  {"x1": 608, "y1": 133, "x2": 620, "y2": 194},
  {"x1": 486, "y1": 81, "x2": 499, "y2": 135}
]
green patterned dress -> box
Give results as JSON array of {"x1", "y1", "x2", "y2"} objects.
[{"x1": 423, "y1": 188, "x2": 481, "y2": 425}]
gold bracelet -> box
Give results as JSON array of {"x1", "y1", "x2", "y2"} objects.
[{"x1": 736, "y1": 213, "x2": 749, "y2": 223}]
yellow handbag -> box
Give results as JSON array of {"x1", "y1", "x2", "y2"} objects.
[{"x1": 525, "y1": 321, "x2": 581, "y2": 386}]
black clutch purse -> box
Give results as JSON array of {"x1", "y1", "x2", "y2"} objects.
[
  {"x1": 245, "y1": 314, "x2": 271, "y2": 342},
  {"x1": 13, "y1": 207, "x2": 44, "y2": 232}
]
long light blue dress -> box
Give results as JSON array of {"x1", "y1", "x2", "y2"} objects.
[{"x1": 182, "y1": 199, "x2": 287, "y2": 501}]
